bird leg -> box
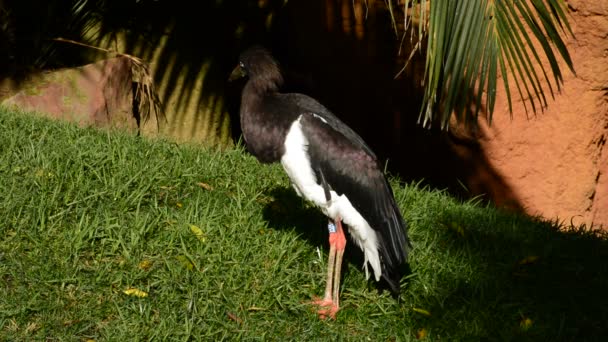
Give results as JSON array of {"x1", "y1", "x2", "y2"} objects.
[
  {"x1": 318, "y1": 240, "x2": 336, "y2": 306},
  {"x1": 312, "y1": 218, "x2": 346, "y2": 319}
]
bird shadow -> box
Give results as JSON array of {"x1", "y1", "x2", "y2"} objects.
[{"x1": 261, "y1": 186, "x2": 410, "y2": 297}]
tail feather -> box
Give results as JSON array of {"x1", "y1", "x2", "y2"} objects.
[{"x1": 376, "y1": 190, "x2": 411, "y2": 294}]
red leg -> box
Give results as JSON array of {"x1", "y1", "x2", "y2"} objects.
[{"x1": 312, "y1": 219, "x2": 346, "y2": 319}]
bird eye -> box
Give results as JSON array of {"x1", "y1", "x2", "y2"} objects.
[{"x1": 239, "y1": 62, "x2": 245, "y2": 69}]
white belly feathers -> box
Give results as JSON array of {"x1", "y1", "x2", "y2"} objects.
[{"x1": 280, "y1": 116, "x2": 381, "y2": 281}]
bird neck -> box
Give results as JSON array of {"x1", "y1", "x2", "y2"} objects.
[
  {"x1": 241, "y1": 81, "x2": 268, "y2": 112},
  {"x1": 241, "y1": 75, "x2": 280, "y2": 113},
  {"x1": 239, "y1": 77, "x2": 287, "y2": 164},
  {"x1": 246, "y1": 74, "x2": 282, "y2": 95}
]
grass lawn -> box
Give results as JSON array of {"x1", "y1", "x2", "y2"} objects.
[{"x1": 1, "y1": 106, "x2": 608, "y2": 341}]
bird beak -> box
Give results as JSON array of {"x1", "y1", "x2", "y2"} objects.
[{"x1": 228, "y1": 64, "x2": 246, "y2": 81}]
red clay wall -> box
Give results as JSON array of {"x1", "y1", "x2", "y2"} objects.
[{"x1": 477, "y1": 0, "x2": 608, "y2": 227}]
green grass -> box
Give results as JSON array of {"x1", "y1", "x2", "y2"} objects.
[{"x1": 1, "y1": 106, "x2": 608, "y2": 341}]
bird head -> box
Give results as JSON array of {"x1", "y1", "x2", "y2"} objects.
[
  {"x1": 228, "y1": 61, "x2": 248, "y2": 81},
  {"x1": 229, "y1": 46, "x2": 283, "y2": 91}
]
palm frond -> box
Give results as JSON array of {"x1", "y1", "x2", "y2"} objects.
[{"x1": 396, "y1": 0, "x2": 574, "y2": 129}]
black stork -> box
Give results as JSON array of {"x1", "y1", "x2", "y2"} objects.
[{"x1": 229, "y1": 46, "x2": 410, "y2": 319}]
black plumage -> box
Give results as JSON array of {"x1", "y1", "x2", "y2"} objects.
[{"x1": 230, "y1": 46, "x2": 411, "y2": 318}]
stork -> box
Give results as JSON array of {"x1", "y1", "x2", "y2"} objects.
[{"x1": 229, "y1": 46, "x2": 410, "y2": 319}]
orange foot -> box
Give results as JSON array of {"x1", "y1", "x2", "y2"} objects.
[{"x1": 310, "y1": 296, "x2": 339, "y2": 320}]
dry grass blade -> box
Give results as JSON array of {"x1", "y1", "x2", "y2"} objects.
[
  {"x1": 131, "y1": 59, "x2": 164, "y2": 129},
  {"x1": 395, "y1": 39, "x2": 422, "y2": 79},
  {"x1": 53, "y1": 37, "x2": 165, "y2": 130}
]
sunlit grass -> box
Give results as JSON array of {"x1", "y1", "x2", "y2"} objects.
[{"x1": 1, "y1": 107, "x2": 607, "y2": 340}]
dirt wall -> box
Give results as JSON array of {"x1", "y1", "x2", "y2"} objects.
[{"x1": 477, "y1": 0, "x2": 608, "y2": 227}]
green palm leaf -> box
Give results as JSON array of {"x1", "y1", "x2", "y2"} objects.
[{"x1": 396, "y1": 0, "x2": 574, "y2": 129}]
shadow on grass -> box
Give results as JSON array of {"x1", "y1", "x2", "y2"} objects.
[
  {"x1": 261, "y1": 185, "x2": 608, "y2": 339},
  {"x1": 419, "y1": 208, "x2": 608, "y2": 340}
]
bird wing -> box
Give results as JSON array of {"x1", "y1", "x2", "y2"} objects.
[
  {"x1": 278, "y1": 93, "x2": 377, "y2": 159},
  {"x1": 298, "y1": 112, "x2": 410, "y2": 292}
]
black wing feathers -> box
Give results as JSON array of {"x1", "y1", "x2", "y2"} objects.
[
  {"x1": 299, "y1": 111, "x2": 410, "y2": 293},
  {"x1": 279, "y1": 93, "x2": 377, "y2": 159}
]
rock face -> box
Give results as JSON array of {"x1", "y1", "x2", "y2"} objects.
[
  {"x1": 475, "y1": 0, "x2": 608, "y2": 227},
  {"x1": 2, "y1": 57, "x2": 137, "y2": 130}
]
